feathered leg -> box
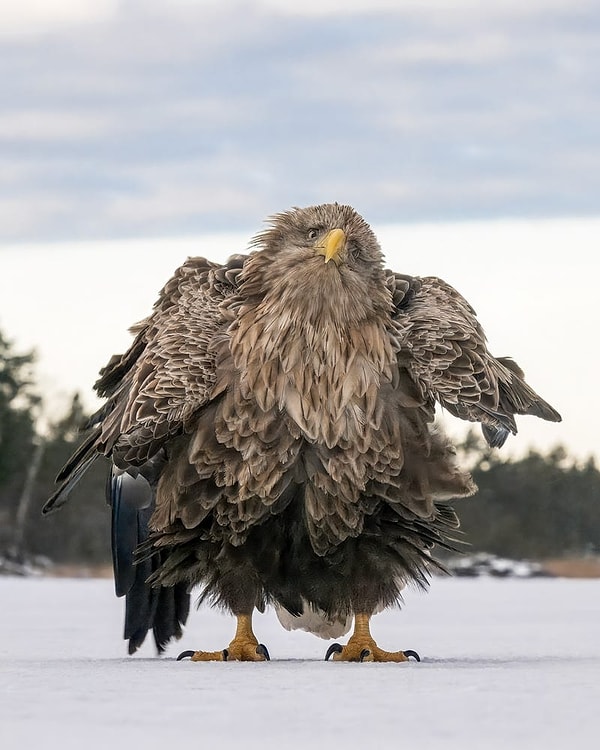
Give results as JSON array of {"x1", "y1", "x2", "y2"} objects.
[
  {"x1": 325, "y1": 613, "x2": 420, "y2": 663},
  {"x1": 177, "y1": 612, "x2": 270, "y2": 662}
]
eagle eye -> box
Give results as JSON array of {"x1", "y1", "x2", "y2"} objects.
[{"x1": 307, "y1": 228, "x2": 319, "y2": 240}]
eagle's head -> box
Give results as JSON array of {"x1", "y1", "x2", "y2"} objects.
[
  {"x1": 241, "y1": 203, "x2": 392, "y2": 329},
  {"x1": 229, "y1": 203, "x2": 398, "y2": 441}
]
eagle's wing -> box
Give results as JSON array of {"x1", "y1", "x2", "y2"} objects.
[
  {"x1": 43, "y1": 253, "x2": 247, "y2": 514},
  {"x1": 43, "y1": 255, "x2": 246, "y2": 654},
  {"x1": 386, "y1": 271, "x2": 561, "y2": 447}
]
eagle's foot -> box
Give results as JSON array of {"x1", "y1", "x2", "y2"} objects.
[
  {"x1": 325, "y1": 639, "x2": 419, "y2": 662},
  {"x1": 223, "y1": 639, "x2": 270, "y2": 662},
  {"x1": 324, "y1": 613, "x2": 420, "y2": 663},
  {"x1": 177, "y1": 613, "x2": 270, "y2": 662},
  {"x1": 177, "y1": 648, "x2": 227, "y2": 662},
  {"x1": 177, "y1": 642, "x2": 269, "y2": 662}
]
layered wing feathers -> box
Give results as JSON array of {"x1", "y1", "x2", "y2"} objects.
[
  {"x1": 43, "y1": 254, "x2": 246, "y2": 514},
  {"x1": 99, "y1": 255, "x2": 246, "y2": 466},
  {"x1": 386, "y1": 271, "x2": 561, "y2": 446}
]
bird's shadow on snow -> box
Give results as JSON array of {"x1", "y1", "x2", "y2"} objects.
[{"x1": 125, "y1": 654, "x2": 592, "y2": 668}]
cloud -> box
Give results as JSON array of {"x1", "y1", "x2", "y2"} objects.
[
  {"x1": 0, "y1": 0, "x2": 598, "y2": 242},
  {"x1": 0, "y1": 110, "x2": 115, "y2": 141},
  {"x1": 251, "y1": 0, "x2": 598, "y2": 18},
  {"x1": 0, "y1": 0, "x2": 119, "y2": 34}
]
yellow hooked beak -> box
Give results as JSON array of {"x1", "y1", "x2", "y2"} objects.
[{"x1": 315, "y1": 228, "x2": 346, "y2": 264}]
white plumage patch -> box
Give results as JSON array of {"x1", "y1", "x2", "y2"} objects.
[{"x1": 275, "y1": 600, "x2": 353, "y2": 640}]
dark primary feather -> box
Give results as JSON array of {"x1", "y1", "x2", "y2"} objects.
[{"x1": 45, "y1": 203, "x2": 561, "y2": 652}]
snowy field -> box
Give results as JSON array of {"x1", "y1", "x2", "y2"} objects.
[{"x1": 1, "y1": 576, "x2": 599, "y2": 749}]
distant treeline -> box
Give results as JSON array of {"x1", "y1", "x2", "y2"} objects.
[
  {"x1": 0, "y1": 329, "x2": 109, "y2": 564},
  {"x1": 0, "y1": 327, "x2": 598, "y2": 565}
]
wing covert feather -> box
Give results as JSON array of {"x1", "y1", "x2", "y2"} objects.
[
  {"x1": 97, "y1": 254, "x2": 246, "y2": 465},
  {"x1": 385, "y1": 272, "x2": 561, "y2": 443}
]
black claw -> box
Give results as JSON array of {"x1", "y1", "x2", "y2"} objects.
[
  {"x1": 222, "y1": 649, "x2": 229, "y2": 661},
  {"x1": 256, "y1": 644, "x2": 270, "y2": 661},
  {"x1": 359, "y1": 648, "x2": 371, "y2": 662},
  {"x1": 325, "y1": 643, "x2": 343, "y2": 661},
  {"x1": 176, "y1": 650, "x2": 195, "y2": 661},
  {"x1": 403, "y1": 649, "x2": 421, "y2": 662}
]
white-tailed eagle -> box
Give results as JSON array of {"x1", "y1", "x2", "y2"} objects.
[{"x1": 44, "y1": 204, "x2": 561, "y2": 662}]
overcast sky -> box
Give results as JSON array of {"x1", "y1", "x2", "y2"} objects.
[
  {"x1": 1, "y1": 1, "x2": 597, "y2": 464},
  {"x1": 1, "y1": 0, "x2": 599, "y2": 242}
]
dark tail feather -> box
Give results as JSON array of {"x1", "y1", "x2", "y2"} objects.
[
  {"x1": 108, "y1": 470, "x2": 190, "y2": 654},
  {"x1": 152, "y1": 583, "x2": 190, "y2": 653},
  {"x1": 124, "y1": 555, "x2": 189, "y2": 655},
  {"x1": 124, "y1": 550, "x2": 160, "y2": 654}
]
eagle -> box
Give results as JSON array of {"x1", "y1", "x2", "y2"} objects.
[{"x1": 44, "y1": 203, "x2": 561, "y2": 662}]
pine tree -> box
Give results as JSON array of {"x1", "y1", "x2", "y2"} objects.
[{"x1": 0, "y1": 330, "x2": 40, "y2": 551}]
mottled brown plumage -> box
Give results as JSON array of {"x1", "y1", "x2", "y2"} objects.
[{"x1": 45, "y1": 203, "x2": 561, "y2": 658}]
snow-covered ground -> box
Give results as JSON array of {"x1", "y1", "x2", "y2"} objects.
[{"x1": 1, "y1": 576, "x2": 599, "y2": 749}]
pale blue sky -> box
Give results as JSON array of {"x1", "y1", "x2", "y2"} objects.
[
  {"x1": 1, "y1": 0, "x2": 599, "y2": 241},
  {"x1": 0, "y1": 2, "x2": 597, "y2": 462}
]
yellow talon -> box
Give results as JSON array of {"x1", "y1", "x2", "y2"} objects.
[
  {"x1": 177, "y1": 614, "x2": 270, "y2": 662},
  {"x1": 325, "y1": 614, "x2": 420, "y2": 663}
]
